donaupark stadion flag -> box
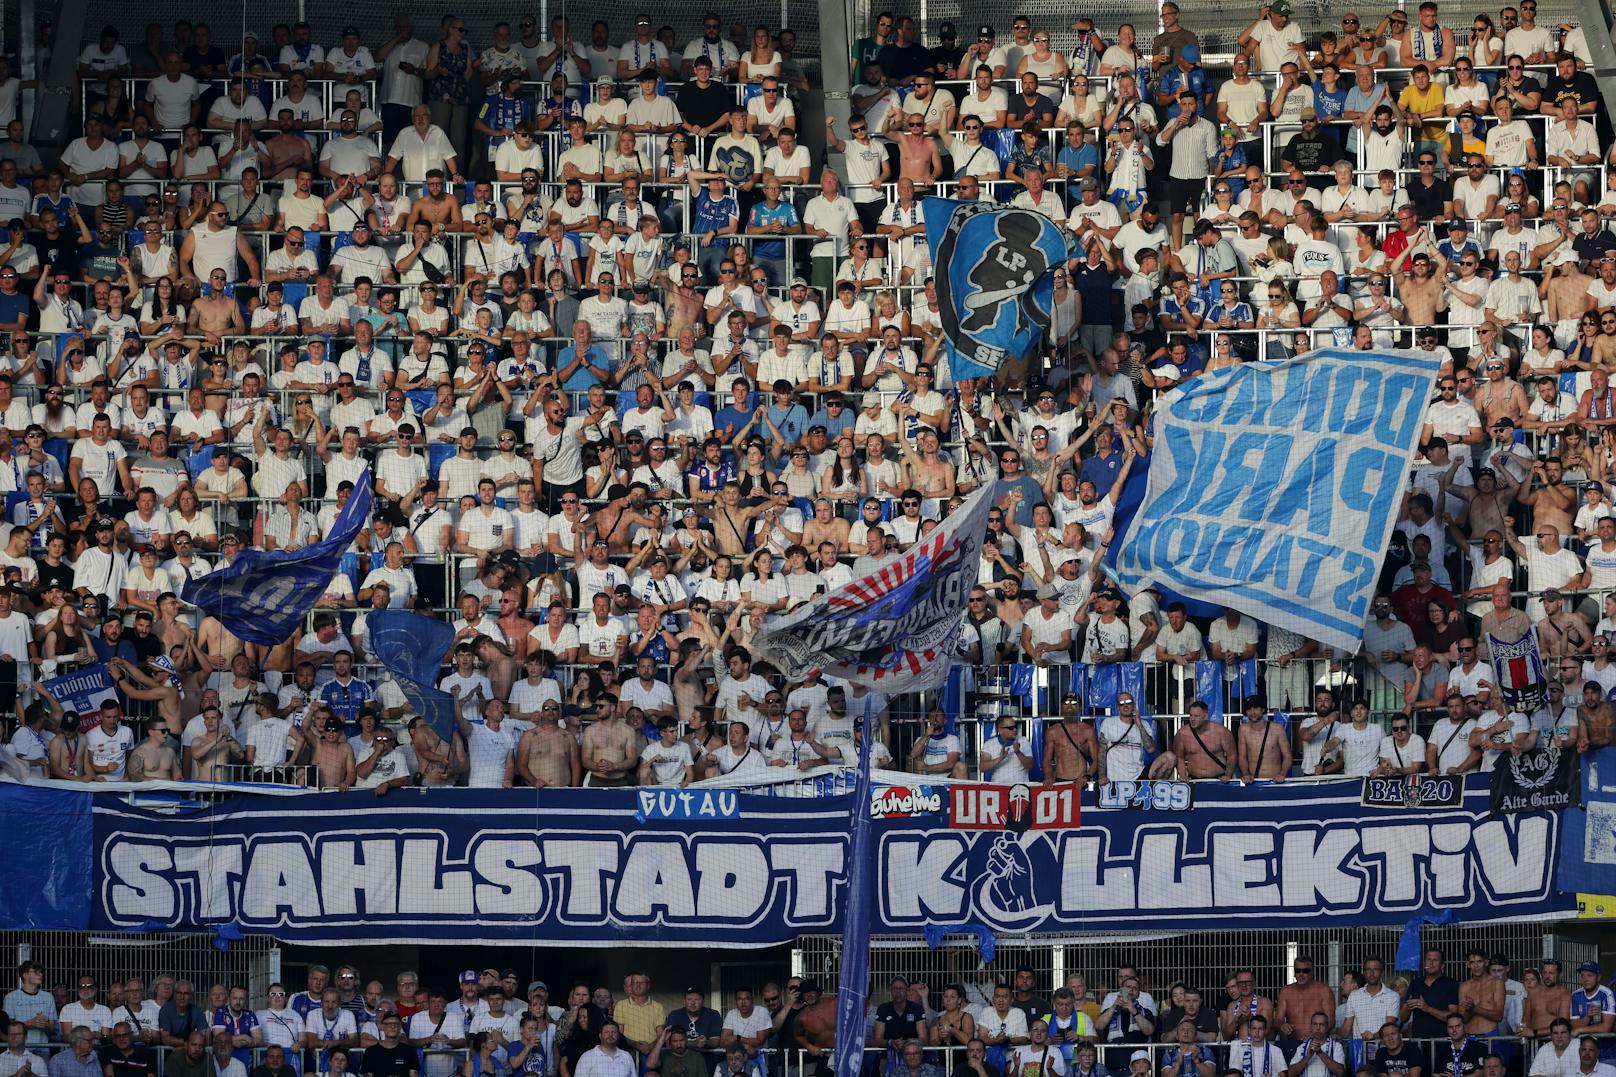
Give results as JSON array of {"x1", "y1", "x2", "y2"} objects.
[
  {"x1": 183, "y1": 471, "x2": 373, "y2": 645},
  {"x1": 1113, "y1": 350, "x2": 1441, "y2": 653},
  {"x1": 924, "y1": 198, "x2": 1071, "y2": 383},
  {"x1": 749, "y1": 481, "x2": 997, "y2": 694}
]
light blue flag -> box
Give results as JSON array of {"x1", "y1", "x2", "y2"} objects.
[
  {"x1": 1113, "y1": 350, "x2": 1440, "y2": 652},
  {"x1": 183, "y1": 472, "x2": 372, "y2": 645},
  {"x1": 1194, "y1": 661, "x2": 1224, "y2": 724},
  {"x1": 367, "y1": 611, "x2": 459, "y2": 744}
]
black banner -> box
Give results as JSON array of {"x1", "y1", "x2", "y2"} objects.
[{"x1": 1489, "y1": 745, "x2": 1580, "y2": 815}]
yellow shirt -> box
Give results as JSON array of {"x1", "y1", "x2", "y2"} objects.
[
  {"x1": 614, "y1": 997, "x2": 667, "y2": 1045},
  {"x1": 1399, "y1": 83, "x2": 1448, "y2": 142}
]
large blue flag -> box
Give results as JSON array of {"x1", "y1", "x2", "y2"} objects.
[
  {"x1": 367, "y1": 610, "x2": 458, "y2": 742},
  {"x1": 923, "y1": 198, "x2": 1071, "y2": 383},
  {"x1": 833, "y1": 699, "x2": 876, "y2": 1077},
  {"x1": 183, "y1": 472, "x2": 372, "y2": 645}
]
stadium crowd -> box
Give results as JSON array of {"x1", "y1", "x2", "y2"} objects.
[
  {"x1": 0, "y1": 950, "x2": 1612, "y2": 1077},
  {"x1": 0, "y1": 2, "x2": 1613, "y2": 789}
]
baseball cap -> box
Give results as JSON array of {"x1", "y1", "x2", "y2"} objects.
[
  {"x1": 459, "y1": 970, "x2": 479, "y2": 984},
  {"x1": 1269, "y1": 0, "x2": 1294, "y2": 14},
  {"x1": 1080, "y1": 177, "x2": 1098, "y2": 191},
  {"x1": 790, "y1": 276, "x2": 808, "y2": 288},
  {"x1": 1131, "y1": 1052, "x2": 1151, "y2": 1064},
  {"x1": 1579, "y1": 961, "x2": 1602, "y2": 974},
  {"x1": 1299, "y1": 106, "x2": 1318, "y2": 120},
  {"x1": 977, "y1": 24, "x2": 995, "y2": 37},
  {"x1": 527, "y1": 981, "x2": 548, "y2": 995}
]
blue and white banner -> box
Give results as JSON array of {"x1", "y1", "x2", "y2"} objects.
[
  {"x1": 1559, "y1": 748, "x2": 1616, "y2": 895},
  {"x1": 1113, "y1": 351, "x2": 1440, "y2": 652},
  {"x1": 749, "y1": 482, "x2": 996, "y2": 693},
  {"x1": 40, "y1": 663, "x2": 116, "y2": 716},
  {"x1": 183, "y1": 472, "x2": 374, "y2": 645},
  {"x1": 1490, "y1": 629, "x2": 1548, "y2": 713},
  {"x1": 924, "y1": 198, "x2": 1070, "y2": 382},
  {"x1": 0, "y1": 777, "x2": 1566, "y2": 942}
]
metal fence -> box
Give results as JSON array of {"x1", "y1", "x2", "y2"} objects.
[
  {"x1": 794, "y1": 922, "x2": 1596, "y2": 999},
  {"x1": 1, "y1": 930, "x2": 275, "y2": 998}
]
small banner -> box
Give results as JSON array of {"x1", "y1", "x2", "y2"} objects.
[{"x1": 1490, "y1": 744, "x2": 1580, "y2": 814}]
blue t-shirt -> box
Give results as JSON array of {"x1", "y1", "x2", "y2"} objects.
[
  {"x1": 693, "y1": 191, "x2": 739, "y2": 235},
  {"x1": 318, "y1": 676, "x2": 375, "y2": 722},
  {"x1": 713, "y1": 404, "x2": 754, "y2": 440},
  {"x1": 1073, "y1": 262, "x2": 1114, "y2": 325},
  {"x1": 1057, "y1": 142, "x2": 1100, "y2": 182},
  {"x1": 1080, "y1": 447, "x2": 1123, "y2": 491},
  {"x1": 1215, "y1": 146, "x2": 1249, "y2": 198},
  {"x1": 1314, "y1": 84, "x2": 1349, "y2": 120},
  {"x1": 763, "y1": 402, "x2": 809, "y2": 446},
  {"x1": 0, "y1": 292, "x2": 28, "y2": 328},
  {"x1": 1158, "y1": 66, "x2": 1207, "y2": 118},
  {"x1": 1208, "y1": 301, "x2": 1255, "y2": 326},
  {"x1": 813, "y1": 407, "x2": 856, "y2": 440},
  {"x1": 748, "y1": 200, "x2": 799, "y2": 260},
  {"x1": 560, "y1": 344, "x2": 611, "y2": 391}
]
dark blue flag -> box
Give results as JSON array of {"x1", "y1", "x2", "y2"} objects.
[
  {"x1": 923, "y1": 198, "x2": 1071, "y2": 383},
  {"x1": 367, "y1": 611, "x2": 459, "y2": 743},
  {"x1": 183, "y1": 472, "x2": 372, "y2": 645},
  {"x1": 833, "y1": 699, "x2": 876, "y2": 1077},
  {"x1": 368, "y1": 611, "x2": 455, "y2": 689}
]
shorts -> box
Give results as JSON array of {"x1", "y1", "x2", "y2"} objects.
[{"x1": 1168, "y1": 177, "x2": 1204, "y2": 216}]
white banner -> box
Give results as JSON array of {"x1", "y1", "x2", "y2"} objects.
[
  {"x1": 1113, "y1": 350, "x2": 1441, "y2": 652},
  {"x1": 749, "y1": 482, "x2": 997, "y2": 693}
]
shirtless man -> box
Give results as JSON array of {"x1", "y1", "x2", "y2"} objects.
[
  {"x1": 47, "y1": 713, "x2": 88, "y2": 780},
  {"x1": 697, "y1": 483, "x2": 770, "y2": 557},
  {"x1": 580, "y1": 708, "x2": 641, "y2": 786},
  {"x1": 1236, "y1": 699, "x2": 1292, "y2": 784},
  {"x1": 1042, "y1": 692, "x2": 1105, "y2": 785},
  {"x1": 1222, "y1": 971, "x2": 1276, "y2": 1040},
  {"x1": 188, "y1": 274, "x2": 246, "y2": 344},
  {"x1": 516, "y1": 700, "x2": 581, "y2": 787},
  {"x1": 1149, "y1": 700, "x2": 1234, "y2": 780},
  {"x1": 310, "y1": 711, "x2": 357, "y2": 791},
  {"x1": 794, "y1": 990, "x2": 837, "y2": 1066},
  {"x1": 404, "y1": 170, "x2": 464, "y2": 233},
  {"x1": 902, "y1": 426, "x2": 955, "y2": 501},
  {"x1": 1458, "y1": 950, "x2": 1505, "y2": 1035},
  {"x1": 801, "y1": 499, "x2": 851, "y2": 553},
  {"x1": 1517, "y1": 459, "x2": 1578, "y2": 537},
  {"x1": 1392, "y1": 249, "x2": 1445, "y2": 329},
  {"x1": 261, "y1": 111, "x2": 314, "y2": 180},
  {"x1": 493, "y1": 590, "x2": 534, "y2": 665},
  {"x1": 1451, "y1": 471, "x2": 1515, "y2": 544},
  {"x1": 1546, "y1": 258, "x2": 1595, "y2": 336},
  {"x1": 1535, "y1": 590, "x2": 1592, "y2": 658},
  {"x1": 1275, "y1": 958, "x2": 1335, "y2": 1040},
  {"x1": 1520, "y1": 960, "x2": 1571, "y2": 1038},
  {"x1": 194, "y1": 614, "x2": 249, "y2": 688},
  {"x1": 893, "y1": 119, "x2": 942, "y2": 185}
]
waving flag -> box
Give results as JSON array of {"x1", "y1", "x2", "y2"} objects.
[
  {"x1": 1113, "y1": 351, "x2": 1439, "y2": 652},
  {"x1": 924, "y1": 198, "x2": 1071, "y2": 382},
  {"x1": 833, "y1": 699, "x2": 876, "y2": 1077},
  {"x1": 368, "y1": 610, "x2": 459, "y2": 742},
  {"x1": 749, "y1": 482, "x2": 996, "y2": 694},
  {"x1": 183, "y1": 472, "x2": 372, "y2": 645}
]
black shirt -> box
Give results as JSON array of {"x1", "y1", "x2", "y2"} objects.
[
  {"x1": 1404, "y1": 974, "x2": 1460, "y2": 1039},
  {"x1": 1008, "y1": 94, "x2": 1057, "y2": 128},
  {"x1": 674, "y1": 81, "x2": 732, "y2": 130},
  {"x1": 1405, "y1": 178, "x2": 1453, "y2": 221},
  {"x1": 31, "y1": 229, "x2": 80, "y2": 279},
  {"x1": 1575, "y1": 231, "x2": 1616, "y2": 263},
  {"x1": 1280, "y1": 131, "x2": 1346, "y2": 178},
  {"x1": 874, "y1": 42, "x2": 932, "y2": 83},
  {"x1": 1158, "y1": 1006, "x2": 1219, "y2": 1041},
  {"x1": 362, "y1": 1041, "x2": 418, "y2": 1077},
  {"x1": 875, "y1": 1000, "x2": 926, "y2": 1040},
  {"x1": 1543, "y1": 71, "x2": 1600, "y2": 112},
  {"x1": 32, "y1": 558, "x2": 73, "y2": 596},
  {"x1": 99, "y1": 1045, "x2": 158, "y2": 1077},
  {"x1": 1434, "y1": 1038, "x2": 1487, "y2": 1077},
  {"x1": 929, "y1": 45, "x2": 965, "y2": 76},
  {"x1": 1371, "y1": 1045, "x2": 1421, "y2": 1077},
  {"x1": 1012, "y1": 996, "x2": 1050, "y2": 1029}
]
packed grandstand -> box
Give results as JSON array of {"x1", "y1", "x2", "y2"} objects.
[{"x1": 2, "y1": 6, "x2": 1616, "y2": 1077}]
